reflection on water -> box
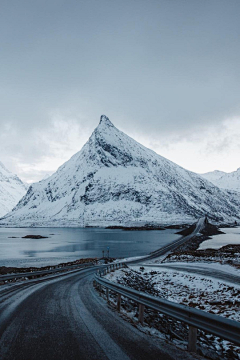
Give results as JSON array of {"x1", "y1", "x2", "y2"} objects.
[
  {"x1": 23, "y1": 243, "x2": 88, "y2": 256},
  {"x1": 0, "y1": 227, "x2": 181, "y2": 268}
]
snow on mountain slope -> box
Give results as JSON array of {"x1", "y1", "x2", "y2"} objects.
[
  {"x1": 200, "y1": 170, "x2": 227, "y2": 183},
  {"x1": 201, "y1": 168, "x2": 240, "y2": 192},
  {"x1": 0, "y1": 162, "x2": 28, "y2": 217},
  {"x1": 1, "y1": 115, "x2": 240, "y2": 227}
]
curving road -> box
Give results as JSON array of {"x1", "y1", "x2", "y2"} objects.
[
  {"x1": 127, "y1": 217, "x2": 205, "y2": 265},
  {"x1": 0, "y1": 266, "x2": 197, "y2": 360},
  {"x1": 141, "y1": 264, "x2": 240, "y2": 285},
  {"x1": 0, "y1": 218, "x2": 208, "y2": 359}
]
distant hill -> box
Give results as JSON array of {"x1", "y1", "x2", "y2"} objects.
[
  {"x1": 201, "y1": 168, "x2": 240, "y2": 192},
  {"x1": 0, "y1": 161, "x2": 28, "y2": 217}
]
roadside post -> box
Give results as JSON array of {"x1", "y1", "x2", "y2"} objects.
[{"x1": 188, "y1": 326, "x2": 197, "y2": 353}]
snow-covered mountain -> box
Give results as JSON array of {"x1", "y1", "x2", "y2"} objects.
[
  {"x1": 0, "y1": 162, "x2": 28, "y2": 217},
  {"x1": 200, "y1": 170, "x2": 227, "y2": 184},
  {"x1": 201, "y1": 169, "x2": 240, "y2": 192},
  {"x1": 1, "y1": 116, "x2": 240, "y2": 227},
  {"x1": 40, "y1": 173, "x2": 52, "y2": 182}
]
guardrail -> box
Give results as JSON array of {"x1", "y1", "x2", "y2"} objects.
[{"x1": 94, "y1": 263, "x2": 240, "y2": 353}]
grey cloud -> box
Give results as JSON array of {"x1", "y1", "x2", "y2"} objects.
[{"x1": 0, "y1": 0, "x2": 240, "y2": 179}]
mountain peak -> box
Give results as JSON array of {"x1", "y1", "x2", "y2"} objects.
[
  {"x1": 2, "y1": 117, "x2": 240, "y2": 226},
  {"x1": 99, "y1": 115, "x2": 114, "y2": 127}
]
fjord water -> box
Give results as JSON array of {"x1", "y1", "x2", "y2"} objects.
[
  {"x1": 0, "y1": 227, "x2": 181, "y2": 268},
  {"x1": 199, "y1": 227, "x2": 240, "y2": 250}
]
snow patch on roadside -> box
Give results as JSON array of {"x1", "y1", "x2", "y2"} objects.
[{"x1": 105, "y1": 266, "x2": 240, "y2": 358}]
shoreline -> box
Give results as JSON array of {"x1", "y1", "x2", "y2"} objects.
[{"x1": 0, "y1": 257, "x2": 98, "y2": 276}]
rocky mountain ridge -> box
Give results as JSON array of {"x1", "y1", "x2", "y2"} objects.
[
  {"x1": 1, "y1": 115, "x2": 240, "y2": 226},
  {"x1": 201, "y1": 168, "x2": 240, "y2": 192}
]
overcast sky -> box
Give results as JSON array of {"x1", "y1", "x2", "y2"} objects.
[{"x1": 1, "y1": 0, "x2": 240, "y2": 183}]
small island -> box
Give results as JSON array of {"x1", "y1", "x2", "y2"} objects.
[{"x1": 22, "y1": 235, "x2": 48, "y2": 239}]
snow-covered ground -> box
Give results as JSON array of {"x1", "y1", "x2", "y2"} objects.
[
  {"x1": 145, "y1": 261, "x2": 240, "y2": 277},
  {"x1": 104, "y1": 265, "x2": 240, "y2": 359},
  {"x1": 101, "y1": 225, "x2": 240, "y2": 358},
  {"x1": 160, "y1": 241, "x2": 240, "y2": 269},
  {"x1": 106, "y1": 266, "x2": 240, "y2": 321}
]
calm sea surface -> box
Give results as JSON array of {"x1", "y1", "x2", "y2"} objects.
[
  {"x1": 0, "y1": 227, "x2": 181, "y2": 268},
  {"x1": 199, "y1": 227, "x2": 240, "y2": 250}
]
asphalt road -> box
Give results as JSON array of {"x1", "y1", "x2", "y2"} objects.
[
  {"x1": 128, "y1": 217, "x2": 205, "y2": 264},
  {"x1": 142, "y1": 264, "x2": 240, "y2": 285},
  {"x1": 0, "y1": 266, "x2": 198, "y2": 360},
  {"x1": 0, "y1": 218, "x2": 207, "y2": 359}
]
